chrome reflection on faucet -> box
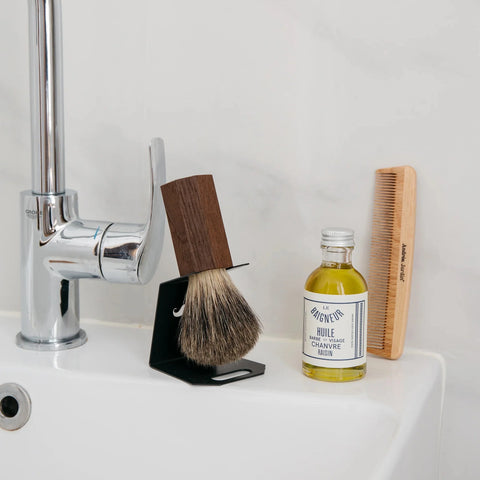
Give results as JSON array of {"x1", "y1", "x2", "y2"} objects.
[{"x1": 18, "y1": 0, "x2": 166, "y2": 351}]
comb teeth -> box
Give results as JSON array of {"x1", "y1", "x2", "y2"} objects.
[
  {"x1": 368, "y1": 172, "x2": 397, "y2": 350},
  {"x1": 367, "y1": 167, "x2": 416, "y2": 359}
]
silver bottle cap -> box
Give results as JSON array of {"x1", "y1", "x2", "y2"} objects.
[{"x1": 321, "y1": 228, "x2": 355, "y2": 247}]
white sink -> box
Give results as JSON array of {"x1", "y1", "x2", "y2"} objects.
[{"x1": 0, "y1": 313, "x2": 444, "y2": 480}]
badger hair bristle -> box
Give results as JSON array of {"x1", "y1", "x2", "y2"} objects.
[{"x1": 179, "y1": 268, "x2": 262, "y2": 367}]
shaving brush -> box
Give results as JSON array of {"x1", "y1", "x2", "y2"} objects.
[{"x1": 161, "y1": 175, "x2": 261, "y2": 367}]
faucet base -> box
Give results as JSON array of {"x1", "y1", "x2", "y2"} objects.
[{"x1": 15, "y1": 329, "x2": 87, "y2": 351}]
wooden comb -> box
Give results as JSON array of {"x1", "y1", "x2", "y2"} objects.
[{"x1": 367, "y1": 166, "x2": 417, "y2": 359}]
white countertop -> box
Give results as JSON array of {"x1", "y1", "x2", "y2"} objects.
[{"x1": 0, "y1": 312, "x2": 445, "y2": 480}]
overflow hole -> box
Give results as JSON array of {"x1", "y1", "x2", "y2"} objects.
[{"x1": 1, "y1": 396, "x2": 19, "y2": 418}]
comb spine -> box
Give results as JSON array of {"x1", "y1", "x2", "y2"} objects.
[{"x1": 390, "y1": 166, "x2": 416, "y2": 358}]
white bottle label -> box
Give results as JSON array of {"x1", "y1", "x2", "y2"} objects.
[{"x1": 303, "y1": 291, "x2": 368, "y2": 368}]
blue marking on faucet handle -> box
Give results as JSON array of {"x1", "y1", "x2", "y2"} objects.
[{"x1": 94, "y1": 226, "x2": 100, "y2": 240}]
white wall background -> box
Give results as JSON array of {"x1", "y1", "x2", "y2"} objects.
[{"x1": 1, "y1": 0, "x2": 478, "y2": 478}]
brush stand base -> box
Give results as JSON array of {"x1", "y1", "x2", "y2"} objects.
[{"x1": 149, "y1": 269, "x2": 265, "y2": 386}]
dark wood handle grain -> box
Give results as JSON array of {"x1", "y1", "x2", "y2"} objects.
[{"x1": 161, "y1": 175, "x2": 233, "y2": 276}]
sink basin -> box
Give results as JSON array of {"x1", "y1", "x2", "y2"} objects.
[{"x1": 0, "y1": 313, "x2": 444, "y2": 480}]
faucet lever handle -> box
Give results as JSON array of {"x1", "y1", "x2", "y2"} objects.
[
  {"x1": 99, "y1": 138, "x2": 166, "y2": 284},
  {"x1": 138, "y1": 137, "x2": 167, "y2": 283}
]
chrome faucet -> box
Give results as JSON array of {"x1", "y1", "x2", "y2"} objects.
[{"x1": 17, "y1": 0, "x2": 166, "y2": 350}]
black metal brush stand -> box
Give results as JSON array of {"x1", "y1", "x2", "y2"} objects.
[{"x1": 149, "y1": 272, "x2": 266, "y2": 386}]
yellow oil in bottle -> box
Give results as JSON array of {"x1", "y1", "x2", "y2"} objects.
[{"x1": 302, "y1": 228, "x2": 367, "y2": 382}]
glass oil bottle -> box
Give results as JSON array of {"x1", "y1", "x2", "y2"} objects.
[{"x1": 302, "y1": 228, "x2": 368, "y2": 382}]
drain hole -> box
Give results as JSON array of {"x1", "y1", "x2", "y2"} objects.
[
  {"x1": 1, "y1": 396, "x2": 19, "y2": 418},
  {"x1": 0, "y1": 384, "x2": 31, "y2": 431}
]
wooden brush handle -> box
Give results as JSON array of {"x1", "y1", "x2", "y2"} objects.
[{"x1": 161, "y1": 175, "x2": 233, "y2": 276}]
